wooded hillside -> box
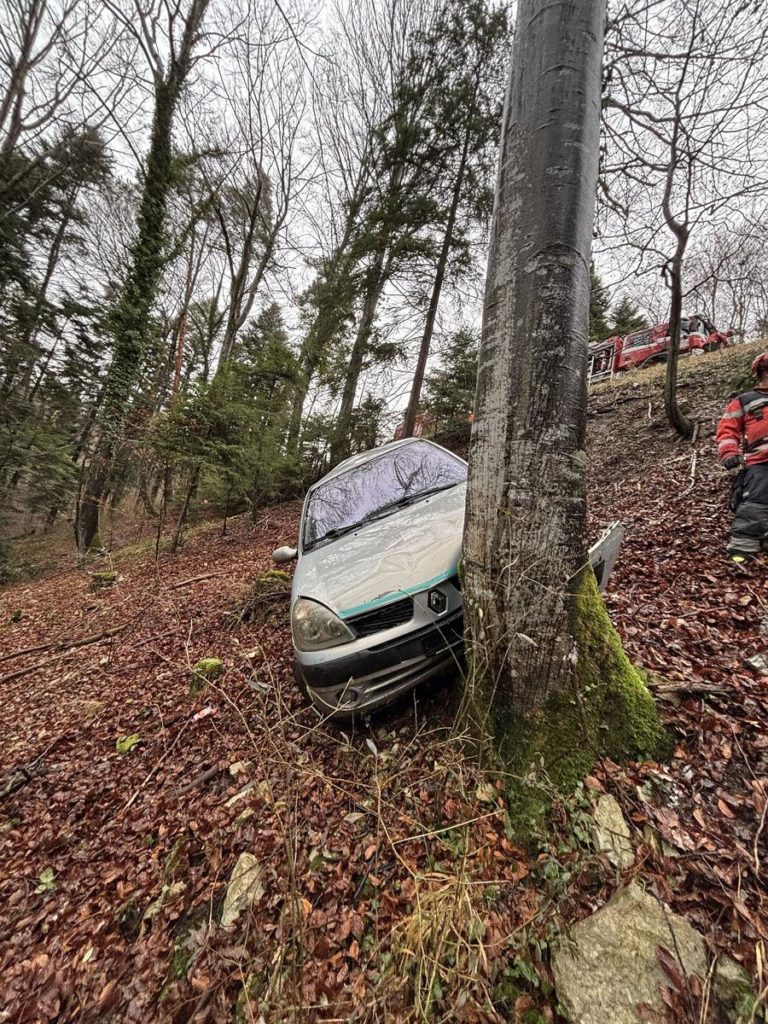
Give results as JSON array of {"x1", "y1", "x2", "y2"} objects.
[{"x1": 1, "y1": 347, "x2": 766, "y2": 1023}]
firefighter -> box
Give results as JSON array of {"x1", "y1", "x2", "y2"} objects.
[{"x1": 716, "y1": 351, "x2": 768, "y2": 561}]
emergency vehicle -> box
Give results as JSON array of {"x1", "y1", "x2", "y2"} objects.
[{"x1": 588, "y1": 315, "x2": 737, "y2": 384}]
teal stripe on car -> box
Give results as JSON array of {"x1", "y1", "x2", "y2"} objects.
[{"x1": 338, "y1": 566, "x2": 459, "y2": 619}]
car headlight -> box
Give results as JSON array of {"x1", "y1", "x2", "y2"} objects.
[{"x1": 291, "y1": 598, "x2": 355, "y2": 652}]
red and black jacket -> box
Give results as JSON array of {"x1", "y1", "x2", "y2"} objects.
[{"x1": 716, "y1": 387, "x2": 768, "y2": 466}]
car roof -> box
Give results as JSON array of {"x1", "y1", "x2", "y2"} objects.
[{"x1": 313, "y1": 437, "x2": 455, "y2": 487}]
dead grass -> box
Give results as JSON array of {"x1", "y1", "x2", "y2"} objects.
[{"x1": 590, "y1": 338, "x2": 766, "y2": 397}]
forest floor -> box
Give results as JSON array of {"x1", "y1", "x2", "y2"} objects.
[{"x1": 1, "y1": 344, "x2": 767, "y2": 1024}]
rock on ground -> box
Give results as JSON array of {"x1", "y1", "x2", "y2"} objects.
[
  {"x1": 553, "y1": 881, "x2": 707, "y2": 1024},
  {"x1": 220, "y1": 853, "x2": 265, "y2": 929},
  {"x1": 591, "y1": 794, "x2": 634, "y2": 870}
]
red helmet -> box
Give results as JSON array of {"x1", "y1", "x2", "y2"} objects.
[{"x1": 752, "y1": 352, "x2": 768, "y2": 377}]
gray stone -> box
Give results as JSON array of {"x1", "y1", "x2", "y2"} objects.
[
  {"x1": 745, "y1": 652, "x2": 768, "y2": 675},
  {"x1": 225, "y1": 781, "x2": 256, "y2": 807},
  {"x1": 714, "y1": 956, "x2": 753, "y2": 1022},
  {"x1": 592, "y1": 794, "x2": 634, "y2": 870},
  {"x1": 220, "y1": 853, "x2": 264, "y2": 929},
  {"x1": 553, "y1": 881, "x2": 707, "y2": 1024}
]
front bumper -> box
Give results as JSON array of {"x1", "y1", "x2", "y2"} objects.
[{"x1": 295, "y1": 610, "x2": 464, "y2": 718}]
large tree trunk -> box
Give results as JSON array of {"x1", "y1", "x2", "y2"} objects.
[
  {"x1": 402, "y1": 119, "x2": 471, "y2": 438},
  {"x1": 462, "y1": 0, "x2": 665, "y2": 793}
]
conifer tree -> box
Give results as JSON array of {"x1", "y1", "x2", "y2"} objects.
[
  {"x1": 402, "y1": 0, "x2": 508, "y2": 438},
  {"x1": 611, "y1": 295, "x2": 647, "y2": 336},
  {"x1": 423, "y1": 327, "x2": 479, "y2": 435},
  {"x1": 589, "y1": 264, "x2": 612, "y2": 341}
]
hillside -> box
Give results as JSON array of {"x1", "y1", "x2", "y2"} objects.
[{"x1": 1, "y1": 346, "x2": 767, "y2": 1024}]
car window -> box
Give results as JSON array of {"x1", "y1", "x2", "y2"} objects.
[{"x1": 303, "y1": 442, "x2": 466, "y2": 549}]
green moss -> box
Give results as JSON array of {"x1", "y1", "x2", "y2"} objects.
[
  {"x1": 260, "y1": 568, "x2": 290, "y2": 582},
  {"x1": 191, "y1": 657, "x2": 223, "y2": 679},
  {"x1": 168, "y1": 938, "x2": 192, "y2": 981},
  {"x1": 116, "y1": 733, "x2": 142, "y2": 754},
  {"x1": 468, "y1": 569, "x2": 670, "y2": 817},
  {"x1": 89, "y1": 570, "x2": 117, "y2": 591},
  {"x1": 163, "y1": 836, "x2": 189, "y2": 882},
  {"x1": 228, "y1": 569, "x2": 291, "y2": 627},
  {"x1": 190, "y1": 657, "x2": 223, "y2": 695}
]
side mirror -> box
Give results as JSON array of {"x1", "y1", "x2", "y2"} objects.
[
  {"x1": 272, "y1": 545, "x2": 298, "y2": 564},
  {"x1": 588, "y1": 522, "x2": 624, "y2": 593}
]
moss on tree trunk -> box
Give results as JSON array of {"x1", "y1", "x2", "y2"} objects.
[{"x1": 464, "y1": 570, "x2": 669, "y2": 801}]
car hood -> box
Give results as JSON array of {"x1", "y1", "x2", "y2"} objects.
[{"x1": 294, "y1": 483, "x2": 466, "y2": 618}]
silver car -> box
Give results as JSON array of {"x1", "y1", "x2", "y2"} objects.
[{"x1": 273, "y1": 438, "x2": 622, "y2": 719}]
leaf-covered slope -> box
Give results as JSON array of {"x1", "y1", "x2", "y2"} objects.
[{"x1": 1, "y1": 346, "x2": 767, "y2": 1023}]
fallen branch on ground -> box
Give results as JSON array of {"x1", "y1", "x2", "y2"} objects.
[
  {"x1": 177, "y1": 763, "x2": 227, "y2": 795},
  {"x1": 646, "y1": 677, "x2": 729, "y2": 698},
  {"x1": 226, "y1": 579, "x2": 291, "y2": 628},
  {"x1": 0, "y1": 737, "x2": 65, "y2": 802},
  {"x1": 0, "y1": 625, "x2": 127, "y2": 684},
  {"x1": 167, "y1": 571, "x2": 228, "y2": 591}
]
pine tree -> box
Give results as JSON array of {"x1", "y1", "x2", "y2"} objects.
[
  {"x1": 611, "y1": 295, "x2": 646, "y2": 336},
  {"x1": 589, "y1": 264, "x2": 611, "y2": 341},
  {"x1": 423, "y1": 327, "x2": 479, "y2": 435},
  {"x1": 329, "y1": 0, "x2": 504, "y2": 464},
  {"x1": 402, "y1": 0, "x2": 509, "y2": 438}
]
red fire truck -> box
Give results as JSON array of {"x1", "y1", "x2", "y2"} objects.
[{"x1": 588, "y1": 315, "x2": 736, "y2": 384}]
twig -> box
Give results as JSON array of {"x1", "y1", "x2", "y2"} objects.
[
  {"x1": 122, "y1": 721, "x2": 191, "y2": 813},
  {"x1": 646, "y1": 677, "x2": 728, "y2": 696},
  {"x1": 0, "y1": 626, "x2": 128, "y2": 684},
  {"x1": 0, "y1": 737, "x2": 65, "y2": 802},
  {"x1": 177, "y1": 763, "x2": 227, "y2": 795},
  {"x1": 167, "y1": 571, "x2": 227, "y2": 591},
  {"x1": 754, "y1": 793, "x2": 767, "y2": 878},
  {"x1": 131, "y1": 628, "x2": 181, "y2": 650},
  {"x1": 0, "y1": 637, "x2": 68, "y2": 664},
  {"x1": 681, "y1": 451, "x2": 698, "y2": 496},
  {"x1": 227, "y1": 589, "x2": 290, "y2": 628}
]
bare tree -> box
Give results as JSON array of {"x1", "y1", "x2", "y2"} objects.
[
  {"x1": 602, "y1": 0, "x2": 768, "y2": 435},
  {"x1": 76, "y1": 0, "x2": 213, "y2": 551},
  {"x1": 199, "y1": 0, "x2": 309, "y2": 370}
]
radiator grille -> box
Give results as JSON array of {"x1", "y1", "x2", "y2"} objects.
[{"x1": 347, "y1": 596, "x2": 414, "y2": 637}]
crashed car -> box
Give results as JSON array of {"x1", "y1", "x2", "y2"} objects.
[{"x1": 272, "y1": 438, "x2": 622, "y2": 719}]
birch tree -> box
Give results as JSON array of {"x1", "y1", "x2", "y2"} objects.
[{"x1": 462, "y1": 0, "x2": 666, "y2": 795}]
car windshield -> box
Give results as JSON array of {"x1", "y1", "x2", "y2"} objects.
[{"x1": 303, "y1": 441, "x2": 467, "y2": 549}]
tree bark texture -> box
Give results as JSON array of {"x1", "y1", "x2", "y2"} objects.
[{"x1": 463, "y1": 0, "x2": 606, "y2": 716}]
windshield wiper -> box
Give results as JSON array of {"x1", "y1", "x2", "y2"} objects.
[
  {"x1": 378, "y1": 483, "x2": 460, "y2": 512},
  {"x1": 304, "y1": 523, "x2": 362, "y2": 550},
  {"x1": 307, "y1": 484, "x2": 461, "y2": 549}
]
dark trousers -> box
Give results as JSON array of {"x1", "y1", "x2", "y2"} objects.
[{"x1": 728, "y1": 463, "x2": 768, "y2": 554}]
